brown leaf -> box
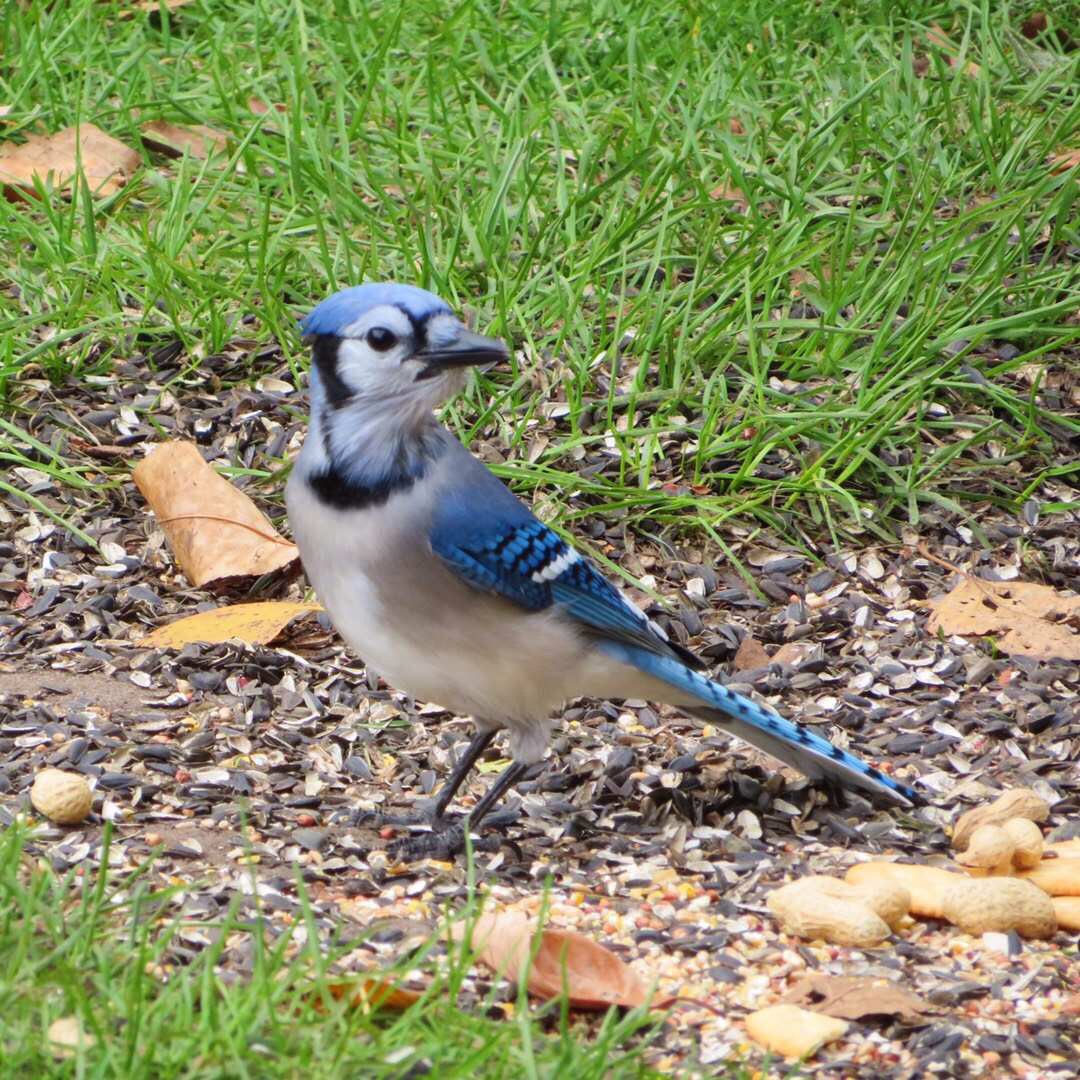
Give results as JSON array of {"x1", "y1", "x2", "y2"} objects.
[
  {"x1": 1049, "y1": 149, "x2": 1080, "y2": 174},
  {"x1": 0, "y1": 124, "x2": 139, "y2": 197},
  {"x1": 140, "y1": 601, "x2": 321, "y2": 649},
  {"x1": 927, "y1": 577, "x2": 1080, "y2": 661},
  {"x1": 708, "y1": 182, "x2": 748, "y2": 210},
  {"x1": 459, "y1": 910, "x2": 668, "y2": 1010},
  {"x1": 923, "y1": 24, "x2": 981, "y2": 77},
  {"x1": 320, "y1": 976, "x2": 422, "y2": 1013},
  {"x1": 132, "y1": 441, "x2": 298, "y2": 588},
  {"x1": 1021, "y1": 12, "x2": 1048, "y2": 38},
  {"x1": 118, "y1": 0, "x2": 193, "y2": 18},
  {"x1": 733, "y1": 635, "x2": 770, "y2": 671},
  {"x1": 781, "y1": 974, "x2": 936, "y2": 1024},
  {"x1": 140, "y1": 120, "x2": 228, "y2": 160},
  {"x1": 248, "y1": 98, "x2": 287, "y2": 116}
]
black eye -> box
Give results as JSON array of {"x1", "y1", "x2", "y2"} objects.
[{"x1": 366, "y1": 326, "x2": 397, "y2": 352}]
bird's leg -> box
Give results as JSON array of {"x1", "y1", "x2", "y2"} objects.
[
  {"x1": 430, "y1": 729, "x2": 498, "y2": 819},
  {"x1": 353, "y1": 729, "x2": 496, "y2": 828},
  {"x1": 388, "y1": 758, "x2": 532, "y2": 862}
]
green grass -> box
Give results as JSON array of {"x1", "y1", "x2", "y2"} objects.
[
  {"x1": 0, "y1": 822, "x2": 662, "y2": 1077},
  {"x1": 1, "y1": 0, "x2": 1078, "y2": 553}
]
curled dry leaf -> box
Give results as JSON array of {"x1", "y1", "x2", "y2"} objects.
[
  {"x1": 708, "y1": 182, "x2": 749, "y2": 211},
  {"x1": 140, "y1": 121, "x2": 228, "y2": 160},
  {"x1": 1049, "y1": 149, "x2": 1080, "y2": 174},
  {"x1": 923, "y1": 24, "x2": 981, "y2": 77},
  {"x1": 140, "y1": 601, "x2": 321, "y2": 649},
  {"x1": 318, "y1": 977, "x2": 422, "y2": 1013},
  {"x1": 456, "y1": 909, "x2": 668, "y2": 1010},
  {"x1": 780, "y1": 974, "x2": 936, "y2": 1024},
  {"x1": 928, "y1": 577, "x2": 1080, "y2": 661},
  {"x1": 133, "y1": 441, "x2": 298, "y2": 588},
  {"x1": 0, "y1": 124, "x2": 139, "y2": 197},
  {"x1": 745, "y1": 1004, "x2": 849, "y2": 1060}
]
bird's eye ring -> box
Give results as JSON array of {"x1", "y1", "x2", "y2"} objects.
[{"x1": 366, "y1": 326, "x2": 397, "y2": 352}]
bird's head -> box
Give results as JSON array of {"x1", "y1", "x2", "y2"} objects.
[{"x1": 301, "y1": 283, "x2": 507, "y2": 416}]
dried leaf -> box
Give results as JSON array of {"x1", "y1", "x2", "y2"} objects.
[
  {"x1": 1049, "y1": 149, "x2": 1080, "y2": 174},
  {"x1": 132, "y1": 441, "x2": 298, "y2": 588},
  {"x1": 745, "y1": 1004, "x2": 849, "y2": 1059},
  {"x1": 248, "y1": 98, "x2": 287, "y2": 116},
  {"x1": 140, "y1": 120, "x2": 228, "y2": 160},
  {"x1": 118, "y1": 0, "x2": 193, "y2": 18},
  {"x1": 140, "y1": 601, "x2": 321, "y2": 649},
  {"x1": 781, "y1": 974, "x2": 936, "y2": 1024},
  {"x1": 733, "y1": 635, "x2": 770, "y2": 671},
  {"x1": 320, "y1": 977, "x2": 422, "y2": 1013},
  {"x1": 1021, "y1": 12, "x2": 1049, "y2": 39},
  {"x1": 924, "y1": 24, "x2": 981, "y2": 77},
  {"x1": 47, "y1": 1016, "x2": 95, "y2": 1058},
  {"x1": 0, "y1": 124, "x2": 139, "y2": 197},
  {"x1": 927, "y1": 577, "x2": 1080, "y2": 661},
  {"x1": 708, "y1": 182, "x2": 748, "y2": 210},
  {"x1": 457, "y1": 910, "x2": 667, "y2": 1010}
]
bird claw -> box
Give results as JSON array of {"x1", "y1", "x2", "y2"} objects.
[{"x1": 387, "y1": 819, "x2": 502, "y2": 862}]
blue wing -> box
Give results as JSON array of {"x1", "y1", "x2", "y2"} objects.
[{"x1": 430, "y1": 474, "x2": 704, "y2": 669}]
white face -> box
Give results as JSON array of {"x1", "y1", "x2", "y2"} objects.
[{"x1": 333, "y1": 305, "x2": 468, "y2": 405}]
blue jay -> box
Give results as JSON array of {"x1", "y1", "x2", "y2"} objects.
[{"x1": 285, "y1": 283, "x2": 920, "y2": 857}]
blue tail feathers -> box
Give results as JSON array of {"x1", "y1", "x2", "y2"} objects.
[{"x1": 597, "y1": 642, "x2": 920, "y2": 807}]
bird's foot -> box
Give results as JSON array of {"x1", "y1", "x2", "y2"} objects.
[{"x1": 383, "y1": 806, "x2": 520, "y2": 863}]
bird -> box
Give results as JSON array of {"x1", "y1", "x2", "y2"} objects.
[{"x1": 285, "y1": 282, "x2": 920, "y2": 858}]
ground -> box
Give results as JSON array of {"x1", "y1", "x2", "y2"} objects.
[{"x1": 1, "y1": 362, "x2": 1077, "y2": 1073}]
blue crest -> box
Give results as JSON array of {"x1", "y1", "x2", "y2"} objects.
[{"x1": 301, "y1": 283, "x2": 452, "y2": 336}]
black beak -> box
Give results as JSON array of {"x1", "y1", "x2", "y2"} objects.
[{"x1": 415, "y1": 329, "x2": 508, "y2": 380}]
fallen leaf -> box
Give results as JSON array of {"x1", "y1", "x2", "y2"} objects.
[
  {"x1": 781, "y1": 974, "x2": 936, "y2": 1024},
  {"x1": 118, "y1": 0, "x2": 192, "y2": 18},
  {"x1": 745, "y1": 1004, "x2": 849, "y2": 1060},
  {"x1": 733, "y1": 635, "x2": 770, "y2": 671},
  {"x1": 927, "y1": 577, "x2": 1080, "y2": 661},
  {"x1": 47, "y1": 1016, "x2": 95, "y2": 1058},
  {"x1": 248, "y1": 98, "x2": 287, "y2": 116},
  {"x1": 140, "y1": 601, "x2": 321, "y2": 649},
  {"x1": 318, "y1": 977, "x2": 422, "y2": 1013},
  {"x1": 922, "y1": 24, "x2": 981, "y2": 77},
  {"x1": 0, "y1": 124, "x2": 139, "y2": 197},
  {"x1": 456, "y1": 910, "x2": 668, "y2": 1010},
  {"x1": 1049, "y1": 149, "x2": 1080, "y2": 174},
  {"x1": 140, "y1": 120, "x2": 228, "y2": 160},
  {"x1": 1021, "y1": 12, "x2": 1048, "y2": 38},
  {"x1": 132, "y1": 441, "x2": 298, "y2": 588},
  {"x1": 708, "y1": 182, "x2": 748, "y2": 210}
]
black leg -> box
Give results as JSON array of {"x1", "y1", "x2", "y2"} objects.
[
  {"x1": 431, "y1": 729, "x2": 497, "y2": 818},
  {"x1": 388, "y1": 758, "x2": 532, "y2": 862},
  {"x1": 465, "y1": 759, "x2": 530, "y2": 828}
]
